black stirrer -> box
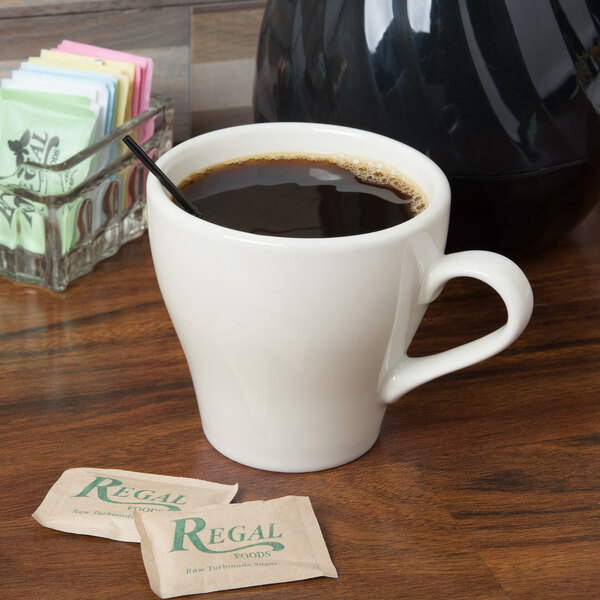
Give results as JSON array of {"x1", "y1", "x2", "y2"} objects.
[{"x1": 122, "y1": 135, "x2": 202, "y2": 217}]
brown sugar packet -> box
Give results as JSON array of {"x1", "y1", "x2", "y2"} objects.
[
  {"x1": 133, "y1": 495, "x2": 337, "y2": 598},
  {"x1": 32, "y1": 467, "x2": 238, "y2": 542}
]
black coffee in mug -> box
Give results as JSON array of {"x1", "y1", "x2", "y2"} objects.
[{"x1": 178, "y1": 153, "x2": 427, "y2": 238}]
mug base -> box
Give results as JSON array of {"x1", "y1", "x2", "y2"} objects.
[{"x1": 203, "y1": 430, "x2": 380, "y2": 473}]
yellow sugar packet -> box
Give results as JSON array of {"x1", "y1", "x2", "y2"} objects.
[
  {"x1": 32, "y1": 468, "x2": 238, "y2": 543},
  {"x1": 133, "y1": 496, "x2": 337, "y2": 598},
  {"x1": 41, "y1": 49, "x2": 135, "y2": 121},
  {"x1": 28, "y1": 54, "x2": 129, "y2": 127}
]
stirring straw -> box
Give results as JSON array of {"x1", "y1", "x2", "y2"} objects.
[{"x1": 122, "y1": 135, "x2": 202, "y2": 217}]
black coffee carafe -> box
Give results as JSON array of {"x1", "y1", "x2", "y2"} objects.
[{"x1": 253, "y1": 0, "x2": 600, "y2": 255}]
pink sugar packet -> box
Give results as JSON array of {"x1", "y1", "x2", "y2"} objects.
[{"x1": 56, "y1": 40, "x2": 153, "y2": 117}]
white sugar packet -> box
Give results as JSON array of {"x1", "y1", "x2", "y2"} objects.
[
  {"x1": 134, "y1": 495, "x2": 337, "y2": 598},
  {"x1": 33, "y1": 467, "x2": 238, "y2": 542}
]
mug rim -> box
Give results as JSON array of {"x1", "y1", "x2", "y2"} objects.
[{"x1": 147, "y1": 122, "x2": 450, "y2": 248}]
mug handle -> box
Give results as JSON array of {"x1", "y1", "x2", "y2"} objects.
[{"x1": 379, "y1": 250, "x2": 534, "y2": 403}]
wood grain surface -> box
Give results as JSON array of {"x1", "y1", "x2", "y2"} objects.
[{"x1": 0, "y1": 197, "x2": 599, "y2": 599}]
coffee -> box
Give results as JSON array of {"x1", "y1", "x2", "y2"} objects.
[
  {"x1": 148, "y1": 122, "x2": 533, "y2": 472},
  {"x1": 178, "y1": 153, "x2": 427, "y2": 238}
]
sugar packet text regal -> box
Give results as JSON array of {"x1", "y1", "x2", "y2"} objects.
[
  {"x1": 32, "y1": 467, "x2": 238, "y2": 542},
  {"x1": 134, "y1": 495, "x2": 337, "y2": 598}
]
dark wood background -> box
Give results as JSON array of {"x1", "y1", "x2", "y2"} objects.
[{"x1": 0, "y1": 0, "x2": 266, "y2": 142}]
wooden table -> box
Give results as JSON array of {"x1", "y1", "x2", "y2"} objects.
[{"x1": 1, "y1": 201, "x2": 599, "y2": 600}]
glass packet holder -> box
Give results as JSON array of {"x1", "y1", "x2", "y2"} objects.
[{"x1": 0, "y1": 94, "x2": 174, "y2": 292}]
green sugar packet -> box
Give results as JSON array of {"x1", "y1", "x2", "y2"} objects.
[
  {"x1": 0, "y1": 87, "x2": 98, "y2": 193},
  {"x1": 0, "y1": 87, "x2": 99, "y2": 253}
]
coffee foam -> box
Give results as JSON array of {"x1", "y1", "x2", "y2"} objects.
[{"x1": 184, "y1": 152, "x2": 429, "y2": 216}]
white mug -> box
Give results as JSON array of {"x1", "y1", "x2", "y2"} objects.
[{"x1": 146, "y1": 123, "x2": 533, "y2": 472}]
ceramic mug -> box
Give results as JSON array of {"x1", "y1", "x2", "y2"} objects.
[{"x1": 146, "y1": 122, "x2": 533, "y2": 472}]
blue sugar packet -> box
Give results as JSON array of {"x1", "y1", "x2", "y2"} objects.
[
  {"x1": 8, "y1": 68, "x2": 111, "y2": 136},
  {"x1": 2, "y1": 75, "x2": 106, "y2": 142},
  {"x1": 19, "y1": 61, "x2": 117, "y2": 132}
]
